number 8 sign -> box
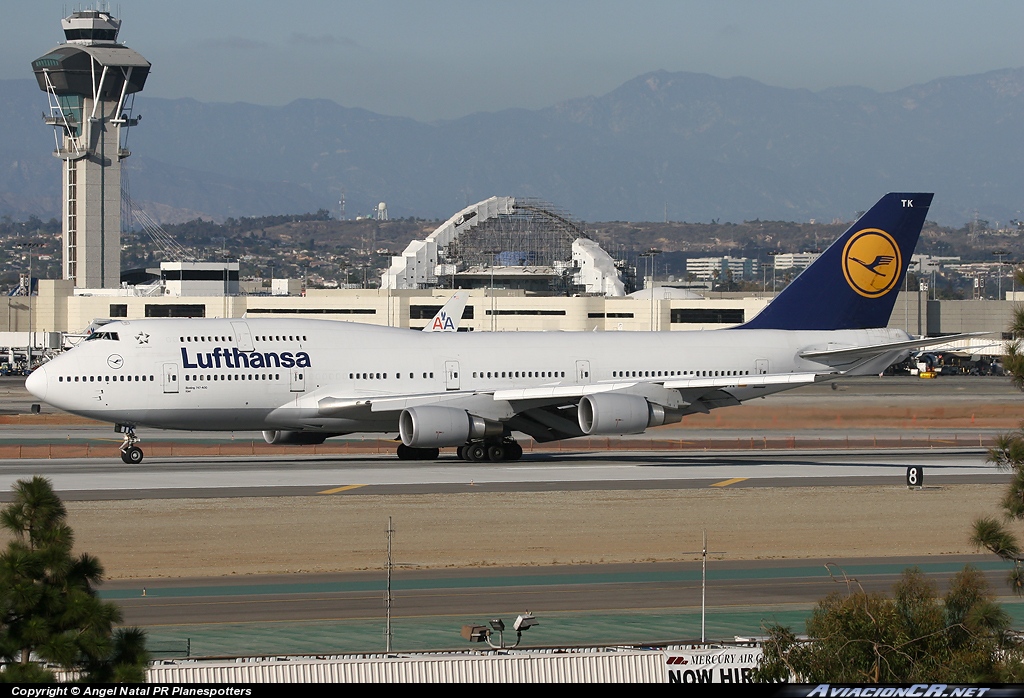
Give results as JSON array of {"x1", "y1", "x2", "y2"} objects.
[{"x1": 906, "y1": 466, "x2": 923, "y2": 489}]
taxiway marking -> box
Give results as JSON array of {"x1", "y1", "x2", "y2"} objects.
[
  {"x1": 318, "y1": 484, "x2": 367, "y2": 495},
  {"x1": 710, "y1": 477, "x2": 749, "y2": 487}
]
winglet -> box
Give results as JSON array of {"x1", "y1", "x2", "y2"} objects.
[{"x1": 740, "y1": 193, "x2": 933, "y2": 331}]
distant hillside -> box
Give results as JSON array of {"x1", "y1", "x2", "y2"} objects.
[{"x1": 3, "y1": 68, "x2": 1024, "y2": 225}]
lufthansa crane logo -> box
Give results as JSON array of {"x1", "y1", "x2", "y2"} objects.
[{"x1": 842, "y1": 228, "x2": 902, "y2": 298}]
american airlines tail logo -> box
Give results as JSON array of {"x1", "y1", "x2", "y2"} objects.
[
  {"x1": 431, "y1": 312, "x2": 457, "y2": 331},
  {"x1": 181, "y1": 347, "x2": 312, "y2": 370},
  {"x1": 841, "y1": 228, "x2": 902, "y2": 298}
]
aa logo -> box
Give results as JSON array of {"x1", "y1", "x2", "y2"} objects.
[
  {"x1": 842, "y1": 228, "x2": 902, "y2": 298},
  {"x1": 431, "y1": 312, "x2": 456, "y2": 331}
]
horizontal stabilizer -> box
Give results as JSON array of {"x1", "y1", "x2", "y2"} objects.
[{"x1": 799, "y1": 332, "x2": 994, "y2": 364}]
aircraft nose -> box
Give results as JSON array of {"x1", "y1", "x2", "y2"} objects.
[{"x1": 25, "y1": 365, "x2": 47, "y2": 401}]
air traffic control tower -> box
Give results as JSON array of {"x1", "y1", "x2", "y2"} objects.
[{"x1": 32, "y1": 9, "x2": 150, "y2": 289}]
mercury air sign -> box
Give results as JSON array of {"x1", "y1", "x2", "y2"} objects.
[{"x1": 665, "y1": 647, "x2": 762, "y2": 683}]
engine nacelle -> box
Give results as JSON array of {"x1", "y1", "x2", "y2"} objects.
[
  {"x1": 399, "y1": 406, "x2": 502, "y2": 448},
  {"x1": 577, "y1": 394, "x2": 683, "y2": 435},
  {"x1": 262, "y1": 430, "x2": 331, "y2": 445}
]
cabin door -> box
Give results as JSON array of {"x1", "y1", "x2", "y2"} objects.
[
  {"x1": 445, "y1": 361, "x2": 460, "y2": 390},
  {"x1": 231, "y1": 322, "x2": 254, "y2": 352},
  {"x1": 162, "y1": 363, "x2": 179, "y2": 394},
  {"x1": 575, "y1": 360, "x2": 591, "y2": 384}
]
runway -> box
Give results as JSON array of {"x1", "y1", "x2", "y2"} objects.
[{"x1": 0, "y1": 448, "x2": 1002, "y2": 500}]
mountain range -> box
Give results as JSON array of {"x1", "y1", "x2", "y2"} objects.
[{"x1": 2, "y1": 68, "x2": 1023, "y2": 226}]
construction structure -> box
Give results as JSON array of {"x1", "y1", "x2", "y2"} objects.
[
  {"x1": 32, "y1": 8, "x2": 150, "y2": 289},
  {"x1": 381, "y1": 197, "x2": 629, "y2": 296}
]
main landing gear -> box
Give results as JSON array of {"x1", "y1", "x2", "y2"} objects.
[
  {"x1": 117, "y1": 425, "x2": 144, "y2": 464},
  {"x1": 396, "y1": 444, "x2": 440, "y2": 461},
  {"x1": 394, "y1": 439, "x2": 523, "y2": 462},
  {"x1": 457, "y1": 439, "x2": 523, "y2": 463}
]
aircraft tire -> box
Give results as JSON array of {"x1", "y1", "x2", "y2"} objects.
[
  {"x1": 468, "y1": 443, "x2": 487, "y2": 462},
  {"x1": 397, "y1": 444, "x2": 414, "y2": 460},
  {"x1": 507, "y1": 442, "x2": 523, "y2": 460},
  {"x1": 420, "y1": 447, "x2": 440, "y2": 461},
  {"x1": 487, "y1": 444, "x2": 507, "y2": 462},
  {"x1": 456, "y1": 445, "x2": 466, "y2": 460},
  {"x1": 122, "y1": 446, "x2": 144, "y2": 465}
]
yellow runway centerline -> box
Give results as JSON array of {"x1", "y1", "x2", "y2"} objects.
[
  {"x1": 318, "y1": 485, "x2": 367, "y2": 495},
  {"x1": 710, "y1": 477, "x2": 748, "y2": 488}
]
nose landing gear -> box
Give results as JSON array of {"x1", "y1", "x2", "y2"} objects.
[{"x1": 117, "y1": 425, "x2": 144, "y2": 464}]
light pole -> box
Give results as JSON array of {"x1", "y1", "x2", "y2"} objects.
[
  {"x1": 385, "y1": 516, "x2": 393, "y2": 653},
  {"x1": 640, "y1": 248, "x2": 661, "y2": 331},
  {"x1": 14, "y1": 242, "x2": 43, "y2": 369},
  {"x1": 995, "y1": 250, "x2": 1009, "y2": 301},
  {"x1": 904, "y1": 259, "x2": 919, "y2": 333},
  {"x1": 377, "y1": 250, "x2": 396, "y2": 326},
  {"x1": 681, "y1": 530, "x2": 725, "y2": 644},
  {"x1": 484, "y1": 250, "x2": 502, "y2": 332}
]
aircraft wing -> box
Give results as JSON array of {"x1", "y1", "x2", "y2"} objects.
[
  {"x1": 493, "y1": 372, "x2": 822, "y2": 402},
  {"x1": 319, "y1": 371, "x2": 826, "y2": 417}
]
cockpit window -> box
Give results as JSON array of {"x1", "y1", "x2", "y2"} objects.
[{"x1": 85, "y1": 331, "x2": 120, "y2": 341}]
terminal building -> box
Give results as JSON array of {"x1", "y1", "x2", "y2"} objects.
[
  {"x1": 1, "y1": 266, "x2": 1012, "y2": 350},
  {"x1": 684, "y1": 256, "x2": 759, "y2": 282}
]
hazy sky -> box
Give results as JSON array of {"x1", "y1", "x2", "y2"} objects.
[{"x1": 7, "y1": 1, "x2": 1024, "y2": 121}]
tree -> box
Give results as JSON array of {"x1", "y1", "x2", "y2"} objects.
[
  {"x1": 754, "y1": 566, "x2": 1024, "y2": 683},
  {"x1": 0, "y1": 476, "x2": 149, "y2": 682},
  {"x1": 972, "y1": 268, "x2": 1024, "y2": 585}
]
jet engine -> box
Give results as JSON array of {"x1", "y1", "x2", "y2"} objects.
[
  {"x1": 262, "y1": 430, "x2": 331, "y2": 445},
  {"x1": 399, "y1": 406, "x2": 503, "y2": 448},
  {"x1": 577, "y1": 394, "x2": 683, "y2": 435}
]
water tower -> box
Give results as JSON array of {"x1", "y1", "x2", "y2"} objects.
[{"x1": 31, "y1": 8, "x2": 151, "y2": 288}]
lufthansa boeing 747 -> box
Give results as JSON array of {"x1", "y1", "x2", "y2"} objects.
[{"x1": 27, "y1": 193, "x2": 967, "y2": 464}]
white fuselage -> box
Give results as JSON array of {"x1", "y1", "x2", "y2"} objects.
[{"x1": 27, "y1": 318, "x2": 909, "y2": 437}]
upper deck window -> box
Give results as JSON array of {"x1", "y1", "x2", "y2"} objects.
[{"x1": 85, "y1": 331, "x2": 120, "y2": 341}]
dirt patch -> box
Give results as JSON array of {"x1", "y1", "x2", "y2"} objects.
[{"x1": 50, "y1": 484, "x2": 1006, "y2": 579}]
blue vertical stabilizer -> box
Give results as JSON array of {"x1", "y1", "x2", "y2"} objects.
[{"x1": 739, "y1": 193, "x2": 932, "y2": 331}]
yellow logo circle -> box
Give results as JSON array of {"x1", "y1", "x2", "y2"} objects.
[{"x1": 842, "y1": 228, "x2": 902, "y2": 298}]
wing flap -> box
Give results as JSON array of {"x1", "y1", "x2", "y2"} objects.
[
  {"x1": 318, "y1": 391, "x2": 479, "y2": 416},
  {"x1": 662, "y1": 372, "x2": 821, "y2": 390},
  {"x1": 492, "y1": 381, "x2": 639, "y2": 402},
  {"x1": 493, "y1": 372, "x2": 821, "y2": 403}
]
